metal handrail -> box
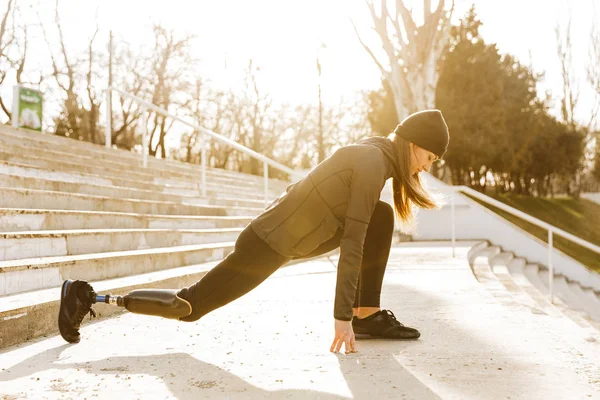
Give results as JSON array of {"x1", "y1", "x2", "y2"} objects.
[
  {"x1": 104, "y1": 86, "x2": 303, "y2": 206},
  {"x1": 449, "y1": 185, "x2": 600, "y2": 304}
]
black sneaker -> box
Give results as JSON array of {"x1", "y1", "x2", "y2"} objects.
[
  {"x1": 352, "y1": 309, "x2": 420, "y2": 339},
  {"x1": 58, "y1": 280, "x2": 97, "y2": 343}
]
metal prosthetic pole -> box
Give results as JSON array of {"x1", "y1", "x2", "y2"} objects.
[{"x1": 95, "y1": 294, "x2": 125, "y2": 307}]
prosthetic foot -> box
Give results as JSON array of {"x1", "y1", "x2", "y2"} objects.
[{"x1": 97, "y1": 289, "x2": 193, "y2": 320}]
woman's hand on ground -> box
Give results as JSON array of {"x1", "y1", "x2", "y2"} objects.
[{"x1": 330, "y1": 319, "x2": 357, "y2": 354}]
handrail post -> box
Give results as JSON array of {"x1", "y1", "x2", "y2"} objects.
[
  {"x1": 451, "y1": 193, "x2": 456, "y2": 257},
  {"x1": 264, "y1": 161, "x2": 269, "y2": 208},
  {"x1": 141, "y1": 107, "x2": 148, "y2": 168},
  {"x1": 105, "y1": 88, "x2": 112, "y2": 148},
  {"x1": 201, "y1": 132, "x2": 207, "y2": 197},
  {"x1": 548, "y1": 229, "x2": 554, "y2": 304}
]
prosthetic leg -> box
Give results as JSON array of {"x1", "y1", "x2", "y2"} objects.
[{"x1": 95, "y1": 289, "x2": 193, "y2": 320}]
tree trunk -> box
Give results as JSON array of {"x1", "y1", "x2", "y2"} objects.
[{"x1": 355, "y1": 1, "x2": 454, "y2": 120}]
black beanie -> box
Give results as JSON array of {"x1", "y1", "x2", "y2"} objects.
[{"x1": 393, "y1": 109, "x2": 449, "y2": 158}]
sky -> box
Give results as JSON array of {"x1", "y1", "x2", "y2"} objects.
[{"x1": 5, "y1": 0, "x2": 600, "y2": 132}]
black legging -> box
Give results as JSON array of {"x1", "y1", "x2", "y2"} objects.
[{"x1": 178, "y1": 200, "x2": 394, "y2": 322}]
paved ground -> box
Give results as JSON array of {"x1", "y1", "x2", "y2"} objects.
[{"x1": 0, "y1": 242, "x2": 599, "y2": 399}]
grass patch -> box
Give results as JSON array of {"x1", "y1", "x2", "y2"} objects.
[{"x1": 463, "y1": 192, "x2": 600, "y2": 273}]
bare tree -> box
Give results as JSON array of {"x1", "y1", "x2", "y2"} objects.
[
  {"x1": 176, "y1": 77, "x2": 235, "y2": 165},
  {"x1": 0, "y1": 0, "x2": 15, "y2": 118},
  {"x1": 40, "y1": 1, "x2": 103, "y2": 142},
  {"x1": 276, "y1": 104, "x2": 314, "y2": 168},
  {"x1": 110, "y1": 41, "x2": 147, "y2": 149},
  {"x1": 0, "y1": 0, "x2": 35, "y2": 121},
  {"x1": 247, "y1": 60, "x2": 272, "y2": 174},
  {"x1": 145, "y1": 25, "x2": 194, "y2": 158},
  {"x1": 554, "y1": 13, "x2": 588, "y2": 197},
  {"x1": 555, "y1": 15, "x2": 579, "y2": 130},
  {"x1": 353, "y1": 0, "x2": 454, "y2": 120},
  {"x1": 586, "y1": 8, "x2": 600, "y2": 189},
  {"x1": 587, "y1": 9, "x2": 600, "y2": 131},
  {"x1": 84, "y1": 16, "x2": 101, "y2": 143},
  {"x1": 175, "y1": 64, "x2": 370, "y2": 176},
  {"x1": 40, "y1": 1, "x2": 77, "y2": 138},
  {"x1": 224, "y1": 59, "x2": 274, "y2": 175}
]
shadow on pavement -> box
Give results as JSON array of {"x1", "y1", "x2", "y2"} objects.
[{"x1": 0, "y1": 276, "x2": 525, "y2": 399}]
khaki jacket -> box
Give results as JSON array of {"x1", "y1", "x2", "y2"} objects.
[{"x1": 251, "y1": 136, "x2": 400, "y2": 320}]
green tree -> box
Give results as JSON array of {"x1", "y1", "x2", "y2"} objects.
[
  {"x1": 366, "y1": 80, "x2": 398, "y2": 137},
  {"x1": 436, "y1": 7, "x2": 538, "y2": 189},
  {"x1": 367, "y1": 6, "x2": 585, "y2": 197},
  {"x1": 594, "y1": 144, "x2": 600, "y2": 182},
  {"x1": 436, "y1": 7, "x2": 584, "y2": 195}
]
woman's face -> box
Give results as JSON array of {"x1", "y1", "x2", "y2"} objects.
[{"x1": 409, "y1": 143, "x2": 439, "y2": 176}]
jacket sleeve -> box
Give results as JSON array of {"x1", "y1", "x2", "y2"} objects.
[
  {"x1": 333, "y1": 150, "x2": 387, "y2": 321},
  {"x1": 265, "y1": 181, "x2": 298, "y2": 211}
]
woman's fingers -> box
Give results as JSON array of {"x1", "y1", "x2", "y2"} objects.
[
  {"x1": 335, "y1": 336, "x2": 344, "y2": 353},
  {"x1": 330, "y1": 335, "x2": 343, "y2": 353},
  {"x1": 344, "y1": 337, "x2": 353, "y2": 354},
  {"x1": 350, "y1": 334, "x2": 357, "y2": 353},
  {"x1": 330, "y1": 337, "x2": 338, "y2": 353},
  {"x1": 331, "y1": 334, "x2": 357, "y2": 353}
]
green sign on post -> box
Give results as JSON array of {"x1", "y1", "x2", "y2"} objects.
[{"x1": 12, "y1": 85, "x2": 43, "y2": 131}]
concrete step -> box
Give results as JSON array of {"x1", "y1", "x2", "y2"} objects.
[
  {"x1": 487, "y1": 252, "x2": 599, "y2": 326},
  {"x1": 0, "y1": 159, "x2": 283, "y2": 201},
  {"x1": 468, "y1": 245, "x2": 502, "y2": 284},
  {"x1": 470, "y1": 246, "x2": 541, "y2": 308},
  {"x1": 0, "y1": 227, "x2": 242, "y2": 262},
  {"x1": 470, "y1": 243, "x2": 591, "y2": 325},
  {"x1": 504, "y1": 257, "x2": 557, "y2": 308},
  {"x1": 0, "y1": 172, "x2": 269, "y2": 209},
  {"x1": 0, "y1": 124, "x2": 292, "y2": 182},
  {"x1": 535, "y1": 268, "x2": 588, "y2": 315},
  {"x1": 582, "y1": 286, "x2": 600, "y2": 304},
  {"x1": 548, "y1": 274, "x2": 588, "y2": 312},
  {"x1": 0, "y1": 257, "x2": 220, "y2": 348},
  {"x1": 0, "y1": 241, "x2": 235, "y2": 296},
  {"x1": 0, "y1": 187, "x2": 261, "y2": 216},
  {"x1": 0, "y1": 125, "x2": 293, "y2": 187},
  {"x1": 567, "y1": 282, "x2": 600, "y2": 322},
  {"x1": 537, "y1": 271, "x2": 600, "y2": 328},
  {"x1": 489, "y1": 252, "x2": 530, "y2": 295},
  {"x1": 467, "y1": 247, "x2": 600, "y2": 385},
  {"x1": 0, "y1": 147, "x2": 289, "y2": 197},
  {"x1": 525, "y1": 264, "x2": 600, "y2": 331},
  {"x1": 0, "y1": 208, "x2": 252, "y2": 232}
]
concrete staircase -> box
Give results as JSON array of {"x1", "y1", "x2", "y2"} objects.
[
  {"x1": 0, "y1": 124, "x2": 290, "y2": 348},
  {"x1": 468, "y1": 241, "x2": 600, "y2": 333}
]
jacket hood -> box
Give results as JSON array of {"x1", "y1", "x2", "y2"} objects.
[{"x1": 357, "y1": 135, "x2": 402, "y2": 181}]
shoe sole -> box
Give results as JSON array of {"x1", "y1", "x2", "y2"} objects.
[
  {"x1": 58, "y1": 279, "x2": 80, "y2": 344},
  {"x1": 354, "y1": 332, "x2": 420, "y2": 340},
  {"x1": 353, "y1": 324, "x2": 421, "y2": 340}
]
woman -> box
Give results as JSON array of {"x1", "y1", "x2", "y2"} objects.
[{"x1": 58, "y1": 109, "x2": 449, "y2": 354}]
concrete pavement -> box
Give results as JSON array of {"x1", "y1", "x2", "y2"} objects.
[{"x1": 0, "y1": 242, "x2": 599, "y2": 399}]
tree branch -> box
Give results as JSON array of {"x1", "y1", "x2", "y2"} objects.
[
  {"x1": 37, "y1": 9, "x2": 65, "y2": 92},
  {"x1": 55, "y1": 0, "x2": 74, "y2": 92},
  {"x1": 0, "y1": 0, "x2": 13, "y2": 54},
  {"x1": 15, "y1": 22, "x2": 27, "y2": 83},
  {"x1": 395, "y1": 0, "x2": 418, "y2": 45},
  {"x1": 87, "y1": 22, "x2": 99, "y2": 105},
  {"x1": 0, "y1": 96, "x2": 11, "y2": 119},
  {"x1": 351, "y1": 21, "x2": 388, "y2": 77}
]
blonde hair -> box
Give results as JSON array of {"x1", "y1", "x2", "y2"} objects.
[{"x1": 390, "y1": 133, "x2": 444, "y2": 233}]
